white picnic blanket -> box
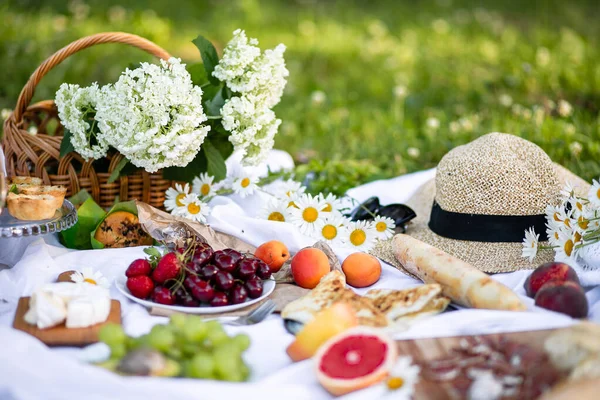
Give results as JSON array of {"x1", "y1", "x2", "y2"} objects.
[{"x1": 1, "y1": 150, "x2": 600, "y2": 400}]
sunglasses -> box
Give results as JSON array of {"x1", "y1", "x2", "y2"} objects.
[{"x1": 346, "y1": 196, "x2": 417, "y2": 233}]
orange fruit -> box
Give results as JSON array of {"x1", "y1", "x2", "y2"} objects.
[
  {"x1": 291, "y1": 248, "x2": 330, "y2": 289},
  {"x1": 314, "y1": 327, "x2": 398, "y2": 396},
  {"x1": 341, "y1": 253, "x2": 381, "y2": 288},
  {"x1": 254, "y1": 240, "x2": 290, "y2": 273}
]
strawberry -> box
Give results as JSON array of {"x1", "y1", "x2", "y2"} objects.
[
  {"x1": 152, "y1": 252, "x2": 182, "y2": 284},
  {"x1": 126, "y1": 259, "x2": 152, "y2": 277},
  {"x1": 126, "y1": 276, "x2": 154, "y2": 299}
]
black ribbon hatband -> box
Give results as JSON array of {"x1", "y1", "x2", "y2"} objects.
[{"x1": 428, "y1": 201, "x2": 548, "y2": 243}]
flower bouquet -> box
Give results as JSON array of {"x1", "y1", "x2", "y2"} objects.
[{"x1": 55, "y1": 29, "x2": 288, "y2": 185}]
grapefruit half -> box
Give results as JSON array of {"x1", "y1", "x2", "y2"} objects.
[{"x1": 314, "y1": 327, "x2": 397, "y2": 396}]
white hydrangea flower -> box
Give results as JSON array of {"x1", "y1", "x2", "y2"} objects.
[
  {"x1": 55, "y1": 83, "x2": 109, "y2": 159},
  {"x1": 221, "y1": 95, "x2": 281, "y2": 166},
  {"x1": 212, "y1": 29, "x2": 261, "y2": 86},
  {"x1": 94, "y1": 58, "x2": 211, "y2": 172}
]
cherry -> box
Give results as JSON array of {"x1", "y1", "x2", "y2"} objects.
[
  {"x1": 245, "y1": 277, "x2": 264, "y2": 299},
  {"x1": 255, "y1": 261, "x2": 272, "y2": 280},
  {"x1": 192, "y1": 245, "x2": 214, "y2": 267},
  {"x1": 236, "y1": 258, "x2": 257, "y2": 280},
  {"x1": 200, "y1": 264, "x2": 219, "y2": 281},
  {"x1": 152, "y1": 286, "x2": 175, "y2": 305},
  {"x1": 229, "y1": 284, "x2": 248, "y2": 304},
  {"x1": 191, "y1": 279, "x2": 215, "y2": 302},
  {"x1": 212, "y1": 251, "x2": 237, "y2": 272},
  {"x1": 223, "y1": 248, "x2": 243, "y2": 263},
  {"x1": 210, "y1": 292, "x2": 229, "y2": 307},
  {"x1": 184, "y1": 275, "x2": 203, "y2": 291},
  {"x1": 181, "y1": 295, "x2": 200, "y2": 307},
  {"x1": 213, "y1": 271, "x2": 234, "y2": 291}
]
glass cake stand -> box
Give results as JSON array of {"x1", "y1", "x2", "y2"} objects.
[{"x1": 0, "y1": 199, "x2": 78, "y2": 238}]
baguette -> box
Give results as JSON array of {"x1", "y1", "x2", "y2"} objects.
[
  {"x1": 391, "y1": 234, "x2": 526, "y2": 311},
  {"x1": 6, "y1": 192, "x2": 58, "y2": 220}
]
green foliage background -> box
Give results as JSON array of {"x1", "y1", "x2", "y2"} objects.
[{"x1": 1, "y1": 0, "x2": 599, "y2": 187}]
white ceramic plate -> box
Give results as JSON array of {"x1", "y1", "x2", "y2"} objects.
[{"x1": 115, "y1": 275, "x2": 275, "y2": 314}]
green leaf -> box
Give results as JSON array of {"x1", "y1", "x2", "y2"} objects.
[
  {"x1": 192, "y1": 35, "x2": 220, "y2": 85},
  {"x1": 8, "y1": 184, "x2": 18, "y2": 194},
  {"x1": 162, "y1": 151, "x2": 208, "y2": 182},
  {"x1": 60, "y1": 197, "x2": 106, "y2": 250},
  {"x1": 208, "y1": 132, "x2": 234, "y2": 161},
  {"x1": 187, "y1": 63, "x2": 208, "y2": 86},
  {"x1": 107, "y1": 157, "x2": 130, "y2": 184},
  {"x1": 205, "y1": 87, "x2": 226, "y2": 117},
  {"x1": 60, "y1": 129, "x2": 75, "y2": 157},
  {"x1": 68, "y1": 189, "x2": 91, "y2": 207},
  {"x1": 203, "y1": 138, "x2": 227, "y2": 181},
  {"x1": 143, "y1": 247, "x2": 162, "y2": 258}
]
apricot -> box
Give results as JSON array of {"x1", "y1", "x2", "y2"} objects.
[
  {"x1": 291, "y1": 248, "x2": 330, "y2": 289},
  {"x1": 535, "y1": 281, "x2": 588, "y2": 319},
  {"x1": 524, "y1": 262, "x2": 580, "y2": 298},
  {"x1": 342, "y1": 253, "x2": 381, "y2": 288},
  {"x1": 254, "y1": 240, "x2": 290, "y2": 273}
]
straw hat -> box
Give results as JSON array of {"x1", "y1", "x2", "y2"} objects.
[{"x1": 372, "y1": 133, "x2": 591, "y2": 274}]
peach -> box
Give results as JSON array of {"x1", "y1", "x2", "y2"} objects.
[
  {"x1": 535, "y1": 281, "x2": 588, "y2": 319},
  {"x1": 342, "y1": 253, "x2": 381, "y2": 288},
  {"x1": 286, "y1": 302, "x2": 358, "y2": 362},
  {"x1": 291, "y1": 248, "x2": 330, "y2": 289},
  {"x1": 524, "y1": 262, "x2": 580, "y2": 298},
  {"x1": 254, "y1": 240, "x2": 290, "y2": 273}
]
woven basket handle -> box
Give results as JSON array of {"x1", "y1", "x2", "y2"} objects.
[{"x1": 13, "y1": 32, "x2": 171, "y2": 123}]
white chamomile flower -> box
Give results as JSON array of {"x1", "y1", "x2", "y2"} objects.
[
  {"x1": 278, "y1": 179, "x2": 306, "y2": 200},
  {"x1": 372, "y1": 216, "x2": 396, "y2": 240},
  {"x1": 545, "y1": 204, "x2": 569, "y2": 231},
  {"x1": 314, "y1": 213, "x2": 347, "y2": 245},
  {"x1": 560, "y1": 181, "x2": 575, "y2": 200},
  {"x1": 384, "y1": 356, "x2": 420, "y2": 399},
  {"x1": 555, "y1": 228, "x2": 580, "y2": 261},
  {"x1": 521, "y1": 227, "x2": 539, "y2": 263},
  {"x1": 318, "y1": 193, "x2": 343, "y2": 214},
  {"x1": 568, "y1": 196, "x2": 586, "y2": 219},
  {"x1": 259, "y1": 198, "x2": 290, "y2": 223},
  {"x1": 192, "y1": 173, "x2": 216, "y2": 198},
  {"x1": 71, "y1": 267, "x2": 109, "y2": 289},
  {"x1": 288, "y1": 193, "x2": 327, "y2": 236},
  {"x1": 342, "y1": 220, "x2": 376, "y2": 251},
  {"x1": 227, "y1": 166, "x2": 259, "y2": 198},
  {"x1": 173, "y1": 193, "x2": 211, "y2": 224},
  {"x1": 164, "y1": 183, "x2": 191, "y2": 212},
  {"x1": 588, "y1": 179, "x2": 600, "y2": 207},
  {"x1": 546, "y1": 223, "x2": 563, "y2": 247}
]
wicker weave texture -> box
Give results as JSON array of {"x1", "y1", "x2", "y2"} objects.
[{"x1": 2, "y1": 32, "x2": 173, "y2": 209}]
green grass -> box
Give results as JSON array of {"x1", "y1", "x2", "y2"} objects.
[{"x1": 1, "y1": 0, "x2": 599, "y2": 185}]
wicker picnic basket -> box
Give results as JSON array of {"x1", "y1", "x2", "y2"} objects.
[{"x1": 2, "y1": 32, "x2": 174, "y2": 209}]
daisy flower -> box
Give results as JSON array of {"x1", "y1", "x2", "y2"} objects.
[
  {"x1": 384, "y1": 356, "x2": 420, "y2": 399},
  {"x1": 568, "y1": 196, "x2": 586, "y2": 219},
  {"x1": 314, "y1": 213, "x2": 347, "y2": 245},
  {"x1": 521, "y1": 227, "x2": 539, "y2": 263},
  {"x1": 372, "y1": 216, "x2": 396, "y2": 240},
  {"x1": 71, "y1": 267, "x2": 109, "y2": 289},
  {"x1": 588, "y1": 179, "x2": 600, "y2": 207},
  {"x1": 318, "y1": 193, "x2": 343, "y2": 214},
  {"x1": 555, "y1": 229, "x2": 579, "y2": 261},
  {"x1": 277, "y1": 179, "x2": 306, "y2": 200},
  {"x1": 288, "y1": 193, "x2": 327, "y2": 236},
  {"x1": 560, "y1": 181, "x2": 575, "y2": 200},
  {"x1": 286, "y1": 191, "x2": 301, "y2": 209},
  {"x1": 545, "y1": 204, "x2": 570, "y2": 231},
  {"x1": 192, "y1": 173, "x2": 216, "y2": 198},
  {"x1": 546, "y1": 223, "x2": 563, "y2": 247},
  {"x1": 227, "y1": 166, "x2": 258, "y2": 198},
  {"x1": 173, "y1": 193, "x2": 211, "y2": 224},
  {"x1": 259, "y1": 198, "x2": 290, "y2": 222},
  {"x1": 342, "y1": 220, "x2": 377, "y2": 252},
  {"x1": 164, "y1": 183, "x2": 191, "y2": 212}
]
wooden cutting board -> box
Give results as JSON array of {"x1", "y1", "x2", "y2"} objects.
[
  {"x1": 398, "y1": 329, "x2": 559, "y2": 399},
  {"x1": 12, "y1": 297, "x2": 122, "y2": 347}
]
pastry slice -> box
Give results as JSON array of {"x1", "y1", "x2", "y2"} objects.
[
  {"x1": 281, "y1": 270, "x2": 388, "y2": 327},
  {"x1": 365, "y1": 284, "x2": 450, "y2": 324},
  {"x1": 6, "y1": 192, "x2": 58, "y2": 220},
  {"x1": 19, "y1": 185, "x2": 66, "y2": 209},
  {"x1": 9, "y1": 176, "x2": 43, "y2": 186}
]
